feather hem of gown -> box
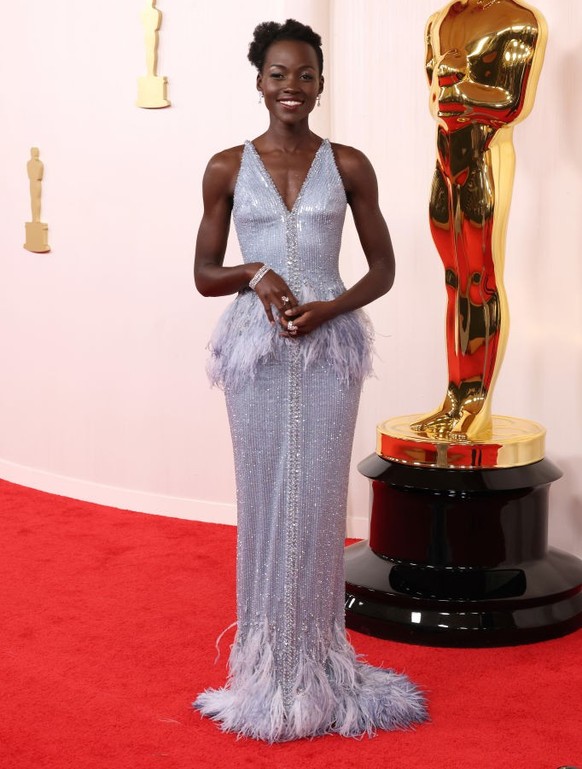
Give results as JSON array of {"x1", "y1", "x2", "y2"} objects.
[
  {"x1": 207, "y1": 285, "x2": 374, "y2": 391},
  {"x1": 193, "y1": 621, "x2": 427, "y2": 743}
]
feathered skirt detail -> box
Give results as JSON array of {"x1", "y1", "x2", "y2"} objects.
[
  {"x1": 193, "y1": 620, "x2": 427, "y2": 743},
  {"x1": 206, "y1": 285, "x2": 374, "y2": 391}
]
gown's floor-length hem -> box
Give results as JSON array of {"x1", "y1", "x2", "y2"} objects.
[{"x1": 193, "y1": 620, "x2": 427, "y2": 743}]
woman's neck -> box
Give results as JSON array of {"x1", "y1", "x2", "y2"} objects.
[{"x1": 260, "y1": 119, "x2": 318, "y2": 152}]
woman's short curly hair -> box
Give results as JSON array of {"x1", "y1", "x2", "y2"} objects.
[{"x1": 248, "y1": 19, "x2": 323, "y2": 74}]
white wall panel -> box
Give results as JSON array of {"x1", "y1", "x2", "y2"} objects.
[{"x1": 0, "y1": 0, "x2": 580, "y2": 554}]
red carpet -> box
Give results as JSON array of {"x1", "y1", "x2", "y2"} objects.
[{"x1": 0, "y1": 478, "x2": 580, "y2": 769}]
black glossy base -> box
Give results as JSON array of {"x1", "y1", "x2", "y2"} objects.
[{"x1": 345, "y1": 455, "x2": 582, "y2": 647}]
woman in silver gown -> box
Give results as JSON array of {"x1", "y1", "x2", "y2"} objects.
[{"x1": 193, "y1": 19, "x2": 427, "y2": 742}]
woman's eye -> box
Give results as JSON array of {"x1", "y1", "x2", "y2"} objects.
[
  {"x1": 300, "y1": 73, "x2": 314, "y2": 80},
  {"x1": 270, "y1": 72, "x2": 284, "y2": 79}
]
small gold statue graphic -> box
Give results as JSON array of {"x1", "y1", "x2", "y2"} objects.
[
  {"x1": 137, "y1": 0, "x2": 170, "y2": 108},
  {"x1": 24, "y1": 147, "x2": 51, "y2": 253}
]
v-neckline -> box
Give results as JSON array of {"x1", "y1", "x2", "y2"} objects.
[{"x1": 247, "y1": 139, "x2": 327, "y2": 215}]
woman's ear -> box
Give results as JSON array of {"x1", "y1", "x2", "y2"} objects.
[
  {"x1": 318, "y1": 75, "x2": 325, "y2": 95},
  {"x1": 256, "y1": 72, "x2": 263, "y2": 96}
]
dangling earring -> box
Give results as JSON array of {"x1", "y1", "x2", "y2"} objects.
[
  {"x1": 317, "y1": 94, "x2": 321, "y2": 107},
  {"x1": 258, "y1": 92, "x2": 263, "y2": 104}
]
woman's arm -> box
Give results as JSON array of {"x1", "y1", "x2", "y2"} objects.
[
  {"x1": 194, "y1": 148, "x2": 255, "y2": 296},
  {"x1": 330, "y1": 143, "x2": 395, "y2": 311},
  {"x1": 194, "y1": 148, "x2": 298, "y2": 323},
  {"x1": 282, "y1": 144, "x2": 395, "y2": 335}
]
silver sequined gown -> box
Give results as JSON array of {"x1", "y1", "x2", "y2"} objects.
[{"x1": 194, "y1": 140, "x2": 427, "y2": 741}]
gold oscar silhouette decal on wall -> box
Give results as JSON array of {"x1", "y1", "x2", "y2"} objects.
[
  {"x1": 137, "y1": 0, "x2": 170, "y2": 108},
  {"x1": 24, "y1": 147, "x2": 50, "y2": 253}
]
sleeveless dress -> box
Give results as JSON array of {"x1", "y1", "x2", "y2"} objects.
[{"x1": 193, "y1": 139, "x2": 427, "y2": 742}]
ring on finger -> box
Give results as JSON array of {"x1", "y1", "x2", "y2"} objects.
[
  {"x1": 287, "y1": 320, "x2": 298, "y2": 334},
  {"x1": 281, "y1": 295, "x2": 291, "y2": 305}
]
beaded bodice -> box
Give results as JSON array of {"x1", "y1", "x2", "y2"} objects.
[
  {"x1": 233, "y1": 140, "x2": 347, "y2": 294},
  {"x1": 208, "y1": 139, "x2": 373, "y2": 390}
]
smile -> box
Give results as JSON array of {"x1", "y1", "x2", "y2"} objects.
[{"x1": 279, "y1": 100, "x2": 303, "y2": 107}]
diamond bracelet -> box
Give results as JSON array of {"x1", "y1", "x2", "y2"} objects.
[{"x1": 248, "y1": 264, "x2": 271, "y2": 290}]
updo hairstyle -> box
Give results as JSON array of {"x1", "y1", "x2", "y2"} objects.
[{"x1": 248, "y1": 19, "x2": 324, "y2": 74}]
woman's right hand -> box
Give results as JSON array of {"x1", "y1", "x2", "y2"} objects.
[{"x1": 251, "y1": 266, "x2": 298, "y2": 324}]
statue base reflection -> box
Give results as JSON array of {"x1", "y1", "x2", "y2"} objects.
[{"x1": 344, "y1": 421, "x2": 582, "y2": 647}]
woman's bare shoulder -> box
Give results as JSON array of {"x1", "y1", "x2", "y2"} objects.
[
  {"x1": 206, "y1": 144, "x2": 245, "y2": 174},
  {"x1": 203, "y1": 144, "x2": 245, "y2": 195},
  {"x1": 329, "y1": 142, "x2": 377, "y2": 192}
]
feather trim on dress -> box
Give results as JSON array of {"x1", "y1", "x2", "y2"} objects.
[
  {"x1": 207, "y1": 285, "x2": 374, "y2": 391},
  {"x1": 193, "y1": 620, "x2": 427, "y2": 743}
]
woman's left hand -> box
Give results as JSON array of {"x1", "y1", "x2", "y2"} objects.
[{"x1": 279, "y1": 301, "x2": 336, "y2": 337}]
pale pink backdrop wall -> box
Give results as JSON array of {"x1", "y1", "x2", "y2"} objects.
[{"x1": 1, "y1": 0, "x2": 580, "y2": 556}]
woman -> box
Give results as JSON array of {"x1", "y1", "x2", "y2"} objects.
[{"x1": 193, "y1": 19, "x2": 427, "y2": 742}]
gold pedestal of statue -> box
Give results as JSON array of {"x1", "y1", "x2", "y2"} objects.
[
  {"x1": 344, "y1": 0, "x2": 582, "y2": 647},
  {"x1": 377, "y1": 415, "x2": 545, "y2": 469},
  {"x1": 24, "y1": 221, "x2": 50, "y2": 253},
  {"x1": 137, "y1": 75, "x2": 170, "y2": 108}
]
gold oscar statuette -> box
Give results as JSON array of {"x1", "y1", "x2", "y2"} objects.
[
  {"x1": 345, "y1": 1, "x2": 582, "y2": 647},
  {"x1": 24, "y1": 147, "x2": 51, "y2": 254},
  {"x1": 379, "y1": 0, "x2": 547, "y2": 469},
  {"x1": 137, "y1": 0, "x2": 170, "y2": 109}
]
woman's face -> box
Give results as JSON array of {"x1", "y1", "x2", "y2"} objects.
[{"x1": 257, "y1": 40, "x2": 323, "y2": 123}]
